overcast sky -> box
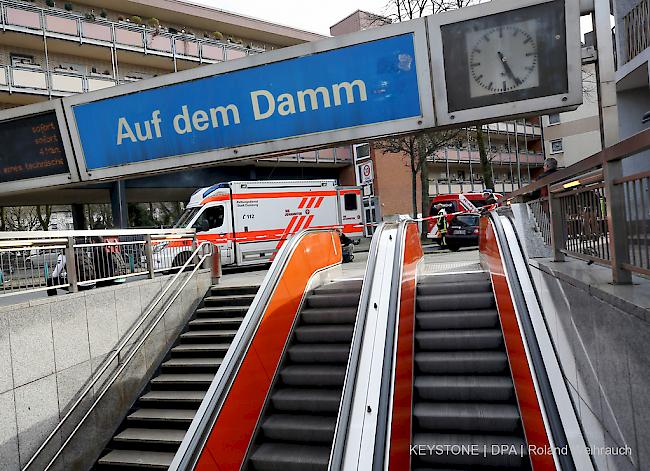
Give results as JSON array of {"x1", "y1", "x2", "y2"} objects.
[{"x1": 188, "y1": 0, "x2": 593, "y2": 37}]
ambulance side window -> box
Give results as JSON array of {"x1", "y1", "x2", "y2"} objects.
[
  {"x1": 193, "y1": 205, "x2": 225, "y2": 232},
  {"x1": 344, "y1": 193, "x2": 358, "y2": 211}
]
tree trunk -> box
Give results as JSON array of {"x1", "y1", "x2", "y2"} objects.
[
  {"x1": 476, "y1": 125, "x2": 494, "y2": 191},
  {"x1": 411, "y1": 162, "x2": 418, "y2": 219},
  {"x1": 420, "y1": 159, "x2": 430, "y2": 240}
]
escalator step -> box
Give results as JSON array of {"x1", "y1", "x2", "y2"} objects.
[
  {"x1": 261, "y1": 414, "x2": 336, "y2": 443},
  {"x1": 416, "y1": 310, "x2": 499, "y2": 330},
  {"x1": 313, "y1": 280, "x2": 362, "y2": 294},
  {"x1": 113, "y1": 428, "x2": 186, "y2": 446},
  {"x1": 300, "y1": 307, "x2": 358, "y2": 325},
  {"x1": 415, "y1": 351, "x2": 509, "y2": 375},
  {"x1": 306, "y1": 293, "x2": 360, "y2": 309},
  {"x1": 417, "y1": 293, "x2": 495, "y2": 311},
  {"x1": 203, "y1": 294, "x2": 256, "y2": 306},
  {"x1": 418, "y1": 272, "x2": 489, "y2": 285},
  {"x1": 416, "y1": 329, "x2": 503, "y2": 351},
  {"x1": 294, "y1": 325, "x2": 354, "y2": 343},
  {"x1": 150, "y1": 373, "x2": 214, "y2": 386},
  {"x1": 171, "y1": 343, "x2": 230, "y2": 354},
  {"x1": 140, "y1": 390, "x2": 206, "y2": 404},
  {"x1": 188, "y1": 317, "x2": 244, "y2": 328},
  {"x1": 271, "y1": 388, "x2": 341, "y2": 413},
  {"x1": 412, "y1": 432, "x2": 527, "y2": 468},
  {"x1": 162, "y1": 357, "x2": 222, "y2": 369},
  {"x1": 414, "y1": 403, "x2": 521, "y2": 433},
  {"x1": 288, "y1": 344, "x2": 350, "y2": 364},
  {"x1": 180, "y1": 329, "x2": 238, "y2": 340},
  {"x1": 210, "y1": 285, "x2": 259, "y2": 296},
  {"x1": 249, "y1": 443, "x2": 330, "y2": 471},
  {"x1": 195, "y1": 306, "x2": 249, "y2": 317},
  {"x1": 414, "y1": 376, "x2": 514, "y2": 402},
  {"x1": 416, "y1": 280, "x2": 492, "y2": 296},
  {"x1": 97, "y1": 449, "x2": 175, "y2": 469},
  {"x1": 280, "y1": 365, "x2": 346, "y2": 387},
  {"x1": 127, "y1": 408, "x2": 196, "y2": 424}
]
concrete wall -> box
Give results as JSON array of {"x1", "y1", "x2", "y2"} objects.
[
  {"x1": 529, "y1": 261, "x2": 649, "y2": 471},
  {"x1": 0, "y1": 269, "x2": 211, "y2": 470}
]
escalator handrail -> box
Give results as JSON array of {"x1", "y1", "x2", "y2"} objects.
[
  {"x1": 170, "y1": 228, "x2": 341, "y2": 471},
  {"x1": 372, "y1": 219, "x2": 416, "y2": 471},
  {"x1": 329, "y1": 222, "x2": 388, "y2": 471},
  {"x1": 487, "y1": 209, "x2": 594, "y2": 471}
]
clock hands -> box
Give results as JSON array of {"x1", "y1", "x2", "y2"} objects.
[{"x1": 497, "y1": 51, "x2": 522, "y2": 87}]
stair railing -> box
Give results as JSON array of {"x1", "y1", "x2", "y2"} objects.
[{"x1": 22, "y1": 241, "x2": 214, "y2": 471}]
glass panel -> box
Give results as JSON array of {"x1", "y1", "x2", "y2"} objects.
[
  {"x1": 149, "y1": 35, "x2": 172, "y2": 52},
  {"x1": 51, "y1": 73, "x2": 83, "y2": 92},
  {"x1": 175, "y1": 39, "x2": 199, "y2": 57},
  {"x1": 83, "y1": 22, "x2": 111, "y2": 41},
  {"x1": 317, "y1": 148, "x2": 335, "y2": 162},
  {"x1": 6, "y1": 7, "x2": 41, "y2": 29},
  {"x1": 87, "y1": 78, "x2": 115, "y2": 91},
  {"x1": 226, "y1": 48, "x2": 247, "y2": 60},
  {"x1": 0, "y1": 69, "x2": 6, "y2": 85},
  {"x1": 299, "y1": 151, "x2": 317, "y2": 162},
  {"x1": 334, "y1": 146, "x2": 352, "y2": 162},
  {"x1": 115, "y1": 27, "x2": 142, "y2": 47},
  {"x1": 202, "y1": 43, "x2": 224, "y2": 60},
  {"x1": 46, "y1": 15, "x2": 77, "y2": 35},
  {"x1": 12, "y1": 69, "x2": 47, "y2": 89}
]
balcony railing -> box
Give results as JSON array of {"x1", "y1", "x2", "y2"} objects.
[
  {"x1": 430, "y1": 148, "x2": 545, "y2": 165},
  {"x1": 430, "y1": 179, "x2": 531, "y2": 196},
  {"x1": 622, "y1": 0, "x2": 650, "y2": 64},
  {"x1": 0, "y1": 63, "x2": 117, "y2": 96},
  {"x1": 258, "y1": 146, "x2": 353, "y2": 165},
  {"x1": 0, "y1": 0, "x2": 260, "y2": 65},
  {"x1": 483, "y1": 121, "x2": 542, "y2": 137}
]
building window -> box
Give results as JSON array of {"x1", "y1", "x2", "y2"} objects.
[
  {"x1": 548, "y1": 113, "x2": 560, "y2": 125},
  {"x1": 343, "y1": 193, "x2": 358, "y2": 211},
  {"x1": 550, "y1": 139, "x2": 563, "y2": 154},
  {"x1": 10, "y1": 54, "x2": 35, "y2": 67}
]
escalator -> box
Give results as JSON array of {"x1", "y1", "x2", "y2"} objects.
[
  {"x1": 411, "y1": 272, "x2": 530, "y2": 470},
  {"x1": 94, "y1": 284, "x2": 258, "y2": 470},
  {"x1": 244, "y1": 279, "x2": 362, "y2": 471}
]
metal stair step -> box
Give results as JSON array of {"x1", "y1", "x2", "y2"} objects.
[
  {"x1": 249, "y1": 442, "x2": 330, "y2": 471},
  {"x1": 413, "y1": 403, "x2": 521, "y2": 433},
  {"x1": 271, "y1": 388, "x2": 341, "y2": 413},
  {"x1": 162, "y1": 357, "x2": 223, "y2": 369},
  {"x1": 113, "y1": 428, "x2": 186, "y2": 446},
  {"x1": 288, "y1": 344, "x2": 350, "y2": 364},
  {"x1": 171, "y1": 343, "x2": 230, "y2": 354},
  {"x1": 140, "y1": 390, "x2": 206, "y2": 404},
  {"x1": 312, "y1": 280, "x2": 363, "y2": 294},
  {"x1": 261, "y1": 414, "x2": 336, "y2": 443},
  {"x1": 180, "y1": 329, "x2": 238, "y2": 340},
  {"x1": 417, "y1": 292, "x2": 495, "y2": 311},
  {"x1": 418, "y1": 272, "x2": 489, "y2": 285},
  {"x1": 415, "y1": 351, "x2": 509, "y2": 375},
  {"x1": 416, "y1": 329, "x2": 504, "y2": 351},
  {"x1": 280, "y1": 365, "x2": 346, "y2": 387},
  {"x1": 203, "y1": 294, "x2": 256, "y2": 306},
  {"x1": 416, "y1": 280, "x2": 492, "y2": 296},
  {"x1": 127, "y1": 408, "x2": 196, "y2": 424},
  {"x1": 416, "y1": 310, "x2": 499, "y2": 330},
  {"x1": 150, "y1": 373, "x2": 214, "y2": 386},
  {"x1": 195, "y1": 306, "x2": 248, "y2": 317},
  {"x1": 210, "y1": 285, "x2": 259, "y2": 296},
  {"x1": 306, "y1": 292, "x2": 360, "y2": 309},
  {"x1": 188, "y1": 317, "x2": 244, "y2": 328},
  {"x1": 300, "y1": 307, "x2": 358, "y2": 325},
  {"x1": 294, "y1": 325, "x2": 354, "y2": 344},
  {"x1": 414, "y1": 376, "x2": 514, "y2": 402},
  {"x1": 97, "y1": 449, "x2": 175, "y2": 469}
]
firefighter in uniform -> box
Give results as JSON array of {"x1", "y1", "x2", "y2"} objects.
[{"x1": 435, "y1": 204, "x2": 448, "y2": 248}]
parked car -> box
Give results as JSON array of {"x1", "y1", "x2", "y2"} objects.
[
  {"x1": 445, "y1": 213, "x2": 480, "y2": 252},
  {"x1": 26, "y1": 249, "x2": 61, "y2": 269}
]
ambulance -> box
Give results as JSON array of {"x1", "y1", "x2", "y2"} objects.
[{"x1": 156, "y1": 180, "x2": 363, "y2": 268}]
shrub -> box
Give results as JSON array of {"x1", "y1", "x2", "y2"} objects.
[
  {"x1": 147, "y1": 17, "x2": 160, "y2": 29},
  {"x1": 130, "y1": 15, "x2": 142, "y2": 25},
  {"x1": 64, "y1": 2, "x2": 72, "y2": 11},
  {"x1": 211, "y1": 31, "x2": 223, "y2": 40}
]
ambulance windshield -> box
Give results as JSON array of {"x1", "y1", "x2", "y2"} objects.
[{"x1": 173, "y1": 207, "x2": 200, "y2": 228}]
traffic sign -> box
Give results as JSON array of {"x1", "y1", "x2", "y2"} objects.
[{"x1": 358, "y1": 162, "x2": 374, "y2": 185}]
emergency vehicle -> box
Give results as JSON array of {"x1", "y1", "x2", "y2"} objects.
[
  {"x1": 156, "y1": 180, "x2": 363, "y2": 268},
  {"x1": 427, "y1": 192, "x2": 502, "y2": 242}
]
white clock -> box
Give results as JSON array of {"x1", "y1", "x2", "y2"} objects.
[{"x1": 466, "y1": 19, "x2": 540, "y2": 98}]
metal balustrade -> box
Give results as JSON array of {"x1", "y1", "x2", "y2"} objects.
[
  {"x1": 0, "y1": 0, "x2": 260, "y2": 66},
  {"x1": 623, "y1": 0, "x2": 650, "y2": 64},
  {"x1": 509, "y1": 128, "x2": 650, "y2": 283},
  {"x1": 0, "y1": 63, "x2": 117, "y2": 95},
  {"x1": 0, "y1": 228, "x2": 197, "y2": 297}
]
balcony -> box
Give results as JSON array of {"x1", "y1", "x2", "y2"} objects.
[
  {"x1": 622, "y1": 0, "x2": 650, "y2": 65},
  {"x1": 0, "y1": 63, "x2": 117, "y2": 96},
  {"x1": 257, "y1": 146, "x2": 353, "y2": 165},
  {"x1": 0, "y1": 0, "x2": 260, "y2": 66},
  {"x1": 482, "y1": 121, "x2": 542, "y2": 137},
  {"x1": 430, "y1": 148, "x2": 545, "y2": 165},
  {"x1": 430, "y1": 179, "x2": 531, "y2": 196}
]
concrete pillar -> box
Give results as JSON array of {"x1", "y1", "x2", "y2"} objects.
[
  {"x1": 110, "y1": 180, "x2": 128, "y2": 229},
  {"x1": 71, "y1": 204, "x2": 86, "y2": 230}
]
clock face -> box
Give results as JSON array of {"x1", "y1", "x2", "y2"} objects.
[{"x1": 466, "y1": 20, "x2": 540, "y2": 98}]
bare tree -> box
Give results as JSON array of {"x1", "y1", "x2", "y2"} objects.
[
  {"x1": 2, "y1": 207, "x2": 40, "y2": 231},
  {"x1": 35, "y1": 205, "x2": 53, "y2": 230},
  {"x1": 475, "y1": 125, "x2": 494, "y2": 190},
  {"x1": 376, "y1": 129, "x2": 460, "y2": 227}
]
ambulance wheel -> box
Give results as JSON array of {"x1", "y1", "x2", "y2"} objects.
[{"x1": 172, "y1": 251, "x2": 192, "y2": 270}]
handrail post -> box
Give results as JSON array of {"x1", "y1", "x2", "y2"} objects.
[
  {"x1": 604, "y1": 160, "x2": 633, "y2": 283},
  {"x1": 548, "y1": 190, "x2": 566, "y2": 262},
  {"x1": 211, "y1": 249, "x2": 221, "y2": 285},
  {"x1": 65, "y1": 236, "x2": 78, "y2": 293},
  {"x1": 145, "y1": 234, "x2": 155, "y2": 279}
]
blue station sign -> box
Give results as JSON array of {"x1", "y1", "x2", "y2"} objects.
[{"x1": 67, "y1": 25, "x2": 433, "y2": 179}]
